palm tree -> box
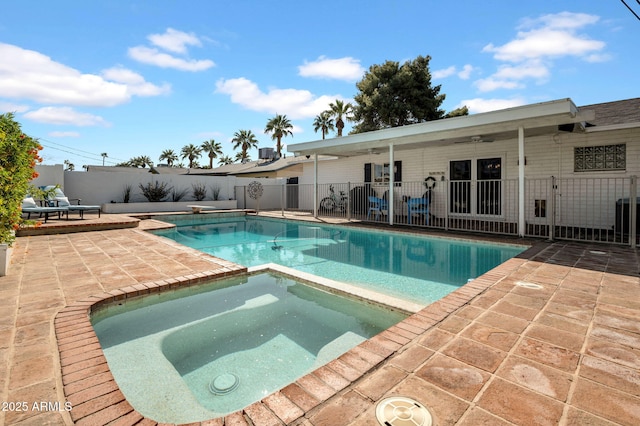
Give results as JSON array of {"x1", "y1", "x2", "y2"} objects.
[
  {"x1": 218, "y1": 155, "x2": 234, "y2": 166},
  {"x1": 327, "y1": 99, "x2": 354, "y2": 137},
  {"x1": 264, "y1": 114, "x2": 293, "y2": 157},
  {"x1": 313, "y1": 111, "x2": 335, "y2": 139},
  {"x1": 234, "y1": 152, "x2": 250, "y2": 163},
  {"x1": 139, "y1": 155, "x2": 153, "y2": 168},
  {"x1": 231, "y1": 130, "x2": 258, "y2": 163},
  {"x1": 159, "y1": 149, "x2": 179, "y2": 167},
  {"x1": 181, "y1": 144, "x2": 202, "y2": 168},
  {"x1": 101, "y1": 152, "x2": 108, "y2": 166},
  {"x1": 201, "y1": 139, "x2": 223, "y2": 169}
]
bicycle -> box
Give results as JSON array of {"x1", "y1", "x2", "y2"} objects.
[{"x1": 320, "y1": 185, "x2": 348, "y2": 212}]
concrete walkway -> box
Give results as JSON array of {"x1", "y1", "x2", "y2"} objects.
[{"x1": 1, "y1": 213, "x2": 639, "y2": 425}]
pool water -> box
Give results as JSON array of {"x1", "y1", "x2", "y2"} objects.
[
  {"x1": 152, "y1": 215, "x2": 526, "y2": 304},
  {"x1": 91, "y1": 272, "x2": 406, "y2": 423}
]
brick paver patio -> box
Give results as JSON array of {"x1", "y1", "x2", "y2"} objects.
[{"x1": 1, "y1": 212, "x2": 638, "y2": 425}]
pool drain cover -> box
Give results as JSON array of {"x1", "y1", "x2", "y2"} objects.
[
  {"x1": 209, "y1": 373, "x2": 239, "y2": 395},
  {"x1": 376, "y1": 396, "x2": 432, "y2": 426}
]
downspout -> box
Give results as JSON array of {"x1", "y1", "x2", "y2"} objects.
[
  {"x1": 518, "y1": 126, "x2": 525, "y2": 237},
  {"x1": 388, "y1": 144, "x2": 394, "y2": 225},
  {"x1": 313, "y1": 153, "x2": 318, "y2": 218}
]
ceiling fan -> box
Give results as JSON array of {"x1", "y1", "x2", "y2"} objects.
[{"x1": 455, "y1": 135, "x2": 495, "y2": 144}]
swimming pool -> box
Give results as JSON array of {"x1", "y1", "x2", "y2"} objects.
[
  {"x1": 91, "y1": 271, "x2": 406, "y2": 423},
  {"x1": 152, "y1": 215, "x2": 527, "y2": 305}
]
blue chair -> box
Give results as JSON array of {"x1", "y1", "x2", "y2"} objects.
[
  {"x1": 407, "y1": 197, "x2": 430, "y2": 225},
  {"x1": 367, "y1": 196, "x2": 388, "y2": 220}
]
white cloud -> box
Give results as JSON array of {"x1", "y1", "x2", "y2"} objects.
[
  {"x1": 101, "y1": 66, "x2": 171, "y2": 96},
  {"x1": 128, "y1": 46, "x2": 215, "y2": 72},
  {"x1": 432, "y1": 66, "x2": 456, "y2": 79},
  {"x1": 24, "y1": 107, "x2": 110, "y2": 126},
  {"x1": 0, "y1": 43, "x2": 129, "y2": 107},
  {"x1": 459, "y1": 97, "x2": 527, "y2": 114},
  {"x1": 129, "y1": 28, "x2": 215, "y2": 72},
  {"x1": 215, "y1": 77, "x2": 345, "y2": 119},
  {"x1": 433, "y1": 64, "x2": 474, "y2": 80},
  {"x1": 474, "y1": 78, "x2": 523, "y2": 93},
  {"x1": 48, "y1": 131, "x2": 80, "y2": 138},
  {"x1": 298, "y1": 56, "x2": 365, "y2": 81},
  {"x1": 148, "y1": 28, "x2": 201, "y2": 54},
  {"x1": 476, "y1": 12, "x2": 606, "y2": 93},
  {"x1": 458, "y1": 64, "x2": 474, "y2": 80},
  {"x1": 482, "y1": 12, "x2": 605, "y2": 62},
  {"x1": 0, "y1": 102, "x2": 29, "y2": 113},
  {"x1": 0, "y1": 43, "x2": 169, "y2": 108}
]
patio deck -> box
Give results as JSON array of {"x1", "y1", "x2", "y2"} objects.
[{"x1": 1, "y1": 211, "x2": 639, "y2": 425}]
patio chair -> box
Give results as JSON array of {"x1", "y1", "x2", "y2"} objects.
[
  {"x1": 22, "y1": 196, "x2": 68, "y2": 223},
  {"x1": 43, "y1": 186, "x2": 101, "y2": 219},
  {"x1": 407, "y1": 196, "x2": 430, "y2": 225},
  {"x1": 367, "y1": 196, "x2": 388, "y2": 220}
]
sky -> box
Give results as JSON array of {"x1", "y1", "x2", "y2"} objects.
[{"x1": 1, "y1": 1, "x2": 639, "y2": 168}]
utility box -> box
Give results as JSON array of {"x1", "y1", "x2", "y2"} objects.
[{"x1": 615, "y1": 198, "x2": 640, "y2": 235}]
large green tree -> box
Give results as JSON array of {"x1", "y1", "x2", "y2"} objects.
[
  {"x1": 181, "y1": 144, "x2": 202, "y2": 168},
  {"x1": 327, "y1": 100, "x2": 353, "y2": 137},
  {"x1": 351, "y1": 55, "x2": 462, "y2": 133},
  {"x1": 313, "y1": 111, "x2": 335, "y2": 139},
  {"x1": 201, "y1": 139, "x2": 223, "y2": 168},
  {"x1": 264, "y1": 114, "x2": 293, "y2": 157},
  {"x1": 231, "y1": 130, "x2": 258, "y2": 163}
]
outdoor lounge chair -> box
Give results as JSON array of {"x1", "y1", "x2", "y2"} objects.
[
  {"x1": 43, "y1": 186, "x2": 101, "y2": 219},
  {"x1": 21, "y1": 197, "x2": 68, "y2": 223},
  {"x1": 407, "y1": 196, "x2": 430, "y2": 225},
  {"x1": 367, "y1": 196, "x2": 388, "y2": 220}
]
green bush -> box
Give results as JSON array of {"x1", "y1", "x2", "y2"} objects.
[{"x1": 0, "y1": 113, "x2": 42, "y2": 246}]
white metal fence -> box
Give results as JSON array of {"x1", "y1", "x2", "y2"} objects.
[{"x1": 236, "y1": 176, "x2": 638, "y2": 247}]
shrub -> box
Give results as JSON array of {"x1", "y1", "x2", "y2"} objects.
[
  {"x1": 122, "y1": 184, "x2": 132, "y2": 203},
  {"x1": 171, "y1": 187, "x2": 189, "y2": 202},
  {"x1": 139, "y1": 181, "x2": 172, "y2": 202},
  {"x1": 192, "y1": 182, "x2": 207, "y2": 201},
  {"x1": 0, "y1": 113, "x2": 42, "y2": 246},
  {"x1": 210, "y1": 184, "x2": 221, "y2": 201}
]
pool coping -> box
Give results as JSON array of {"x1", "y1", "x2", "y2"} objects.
[{"x1": 53, "y1": 241, "x2": 538, "y2": 425}]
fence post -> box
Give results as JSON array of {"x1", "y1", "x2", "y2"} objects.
[
  {"x1": 549, "y1": 176, "x2": 556, "y2": 242},
  {"x1": 281, "y1": 180, "x2": 285, "y2": 217},
  {"x1": 347, "y1": 182, "x2": 351, "y2": 221},
  {"x1": 630, "y1": 175, "x2": 637, "y2": 248},
  {"x1": 444, "y1": 179, "x2": 449, "y2": 231}
]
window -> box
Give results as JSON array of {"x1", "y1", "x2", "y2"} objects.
[
  {"x1": 574, "y1": 144, "x2": 625, "y2": 172},
  {"x1": 364, "y1": 161, "x2": 402, "y2": 184},
  {"x1": 374, "y1": 164, "x2": 390, "y2": 183}
]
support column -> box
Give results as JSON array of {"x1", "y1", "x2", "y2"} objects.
[
  {"x1": 518, "y1": 126, "x2": 525, "y2": 237},
  {"x1": 388, "y1": 144, "x2": 394, "y2": 225},
  {"x1": 313, "y1": 153, "x2": 318, "y2": 218}
]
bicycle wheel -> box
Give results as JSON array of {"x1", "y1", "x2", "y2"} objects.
[{"x1": 320, "y1": 197, "x2": 336, "y2": 212}]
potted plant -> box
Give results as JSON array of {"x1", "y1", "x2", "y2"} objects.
[{"x1": 0, "y1": 113, "x2": 43, "y2": 276}]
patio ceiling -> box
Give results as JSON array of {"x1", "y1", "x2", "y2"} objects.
[{"x1": 290, "y1": 98, "x2": 595, "y2": 157}]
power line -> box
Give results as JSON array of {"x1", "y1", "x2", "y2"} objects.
[
  {"x1": 621, "y1": 0, "x2": 640, "y2": 20},
  {"x1": 36, "y1": 137, "x2": 127, "y2": 165}
]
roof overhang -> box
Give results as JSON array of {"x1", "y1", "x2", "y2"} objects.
[{"x1": 289, "y1": 98, "x2": 594, "y2": 157}]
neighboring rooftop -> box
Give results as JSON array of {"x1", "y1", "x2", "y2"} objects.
[{"x1": 580, "y1": 97, "x2": 640, "y2": 127}]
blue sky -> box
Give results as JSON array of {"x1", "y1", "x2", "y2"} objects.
[{"x1": 1, "y1": 1, "x2": 638, "y2": 168}]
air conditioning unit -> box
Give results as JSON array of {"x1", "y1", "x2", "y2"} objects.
[{"x1": 258, "y1": 148, "x2": 274, "y2": 160}]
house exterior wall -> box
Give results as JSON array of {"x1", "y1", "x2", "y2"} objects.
[{"x1": 296, "y1": 127, "x2": 639, "y2": 232}]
